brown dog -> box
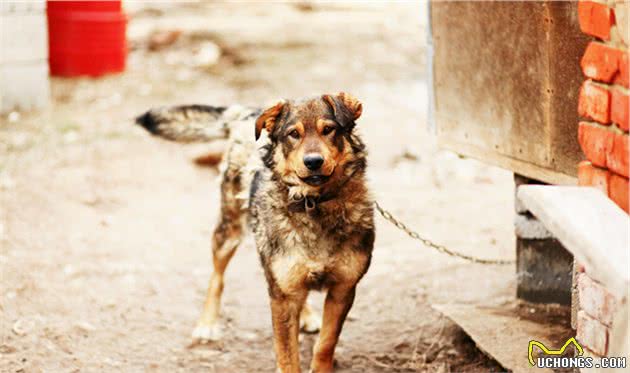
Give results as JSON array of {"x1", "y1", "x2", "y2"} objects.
[{"x1": 136, "y1": 93, "x2": 374, "y2": 373}]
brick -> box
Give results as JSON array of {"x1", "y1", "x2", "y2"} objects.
[
  {"x1": 609, "y1": 173, "x2": 629, "y2": 213},
  {"x1": 579, "y1": 122, "x2": 614, "y2": 167},
  {"x1": 576, "y1": 161, "x2": 629, "y2": 213},
  {"x1": 578, "y1": 81, "x2": 611, "y2": 123},
  {"x1": 607, "y1": 132, "x2": 629, "y2": 177},
  {"x1": 578, "y1": 123, "x2": 629, "y2": 175},
  {"x1": 577, "y1": 273, "x2": 618, "y2": 326},
  {"x1": 581, "y1": 42, "x2": 621, "y2": 82},
  {"x1": 583, "y1": 347, "x2": 604, "y2": 360},
  {"x1": 580, "y1": 43, "x2": 629, "y2": 88},
  {"x1": 571, "y1": 261, "x2": 582, "y2": 330},
  {"x1": 614, "y1": 51, "x2": 629, "y2": 88},
  {"x1": 611, "y1": 88, "x2": 629, "y2": 131},
  {"x1": 579, "y1": 1, "x2": 615, "y2": 40},
  {"x1": 577, "y1": 310, "x2": 609, "y2": 356},
  {"x1": 578, "y1": 161, "x2": 610, "y2": 194}
]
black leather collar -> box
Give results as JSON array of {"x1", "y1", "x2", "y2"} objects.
[
  {"x1": 285, "y1": 168, "x2": 360, "y2": 215},
  {"x1": 287, "y1": 192, "x2": 337, "y2": 214}
]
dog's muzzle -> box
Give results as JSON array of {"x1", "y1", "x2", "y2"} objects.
[{"x1": 300, "y1": 174, "x2": 331, "y2": 186}]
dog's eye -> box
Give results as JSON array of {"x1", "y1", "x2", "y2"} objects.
[
  {"x1": 322, "y1": 125, "x2": 336, "y2": 136},
  {"x1": 288, "y1": 130, "x2": 300, "y2": 139}
]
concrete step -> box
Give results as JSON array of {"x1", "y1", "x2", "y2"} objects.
[{"x1": 433, "y1": 300, "x2": 574, "y2": 373}]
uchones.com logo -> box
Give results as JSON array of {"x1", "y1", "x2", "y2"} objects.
[{"x1": 528, "y1": 337, "x2": 627, "y2": 369}]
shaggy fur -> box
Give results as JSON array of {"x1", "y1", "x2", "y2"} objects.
[{"x1": 136, "y1": 93, "x2": 374, "y2": 373}]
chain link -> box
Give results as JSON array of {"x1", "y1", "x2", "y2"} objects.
[{"x1": 374, "y1": 201, "x2": 514, "y2": 265}]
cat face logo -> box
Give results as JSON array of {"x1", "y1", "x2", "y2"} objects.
[{"x1": 528, "y1": 337, "x2": 584, "y2": 366}]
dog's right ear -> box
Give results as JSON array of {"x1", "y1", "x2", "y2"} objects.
[{"x1": 255, "y1": 101, "x2": 285, "y2": 140}]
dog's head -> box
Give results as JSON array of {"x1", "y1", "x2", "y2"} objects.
[{"x1": 256, "y1": 93, "x2": 366, "y2": 193}]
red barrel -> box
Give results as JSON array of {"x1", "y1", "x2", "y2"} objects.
[{"x1": 47, "y1": 1, "x2": 127, "y2": 77}]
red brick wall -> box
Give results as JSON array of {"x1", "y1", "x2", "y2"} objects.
[
  {"x1": 574, "y1": 1, "x2": 627, "y2": 359},
  {"x1": 577, "y1": 0, "x2": 629, "y2": 213},
  {"x1": 574, "y1": 264, "x2": 618, "y2": 356}
]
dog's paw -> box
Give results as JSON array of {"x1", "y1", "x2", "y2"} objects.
[
  {"x1": 191, "y1": 322, "x2": 223, "y2": 343},
  {"x1": 300, "y1": 310, "x2": 322, "y2": 334},
  {"x1": 308, "y1": 365, "x2": 334, "y2": 373}
]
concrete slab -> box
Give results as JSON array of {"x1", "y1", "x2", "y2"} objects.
[
  {"x1": 433, "y1": 301, "x2": 574, "y2": 373},
  {"x1": 517, "y1": 186, "x2": 629, "y2": 299}
]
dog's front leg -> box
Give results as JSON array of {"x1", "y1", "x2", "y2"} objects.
[
  {"x1": 270, "y1": 294, "x2": 304, "y2": 373},
  {"x1": 310, "y1": 284, "x2": 356, "y2": 373}
]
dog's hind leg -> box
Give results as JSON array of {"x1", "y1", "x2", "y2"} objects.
[{"x1": 192, "y1": 159, "x2": 244, "y2": 343}]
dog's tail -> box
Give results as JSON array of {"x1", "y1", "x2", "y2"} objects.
[{"x1": 135, "y1": 104, "x2": 259, "y2": 143}]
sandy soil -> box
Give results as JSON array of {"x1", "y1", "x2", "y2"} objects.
[{"x1": 1, "y1": 3, "x2": 516, "y2": 372}]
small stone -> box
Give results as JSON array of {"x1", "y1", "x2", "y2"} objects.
[
  {"x1": 194, "y1": 42, "x2": 221, "y2": 67},
  {"x1": 63, "y1": 131, "x2": 79, "y2": 144},
  {"x1": 7, "y1": 111, "x2": 20, "y2": 123},
  {"x1": 74, "y1": 321, "x2": 96, "y2": 332},
  {"x1": 101, "y1": 215, "x2": 113, "y2": 227},
  {"x1": 12, "y1": 318, "x2": 35, "y2": 336},
  {"x1": 148, "y1": 30, "x2": 182, "y2": 51},
  {"x1": 0, "y1": 344, "x2": 16, "y2": 354}
]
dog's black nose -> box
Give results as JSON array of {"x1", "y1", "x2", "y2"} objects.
[{"x1": 303, "y1": 153, "x2": 324, "y2": 170}]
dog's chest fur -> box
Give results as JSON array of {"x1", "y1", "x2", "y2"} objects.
[{"x1": 251, "y1": 172, "x2": 374, "y2": 296}]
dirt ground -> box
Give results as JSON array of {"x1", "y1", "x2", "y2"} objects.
[{"x1": 1, "y1": 3, "x2": 517, "y2": 372}]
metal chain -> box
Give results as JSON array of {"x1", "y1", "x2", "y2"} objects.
[{"x1": 374, "y1": 201, "x2": 515, "y2": 265}]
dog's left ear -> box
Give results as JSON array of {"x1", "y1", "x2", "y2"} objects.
[
  {"x1": 255, "y1": 100, "x2": 285, "y2": 140},
  {"x1": 323, "y1": 92, "x2": 363, "y2": 126}
]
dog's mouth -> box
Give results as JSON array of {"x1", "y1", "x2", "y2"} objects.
[{"x1": 300, "y1": 174, "x2": 331, "y2": 186}]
